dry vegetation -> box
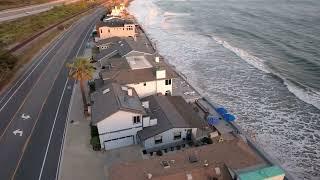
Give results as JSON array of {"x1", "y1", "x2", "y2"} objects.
[
  {"x1": 0, "y1": 0, "x2": 55, "y2": 10},
  {"x1": 0, "y1": 0, "x2": 98, "y2": 89}
]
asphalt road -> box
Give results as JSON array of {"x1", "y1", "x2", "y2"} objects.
[
  {"x1": 0, "y1": 0, "x2": 81, "y2": 23},
  {"x1": 0, "y1": 7, "x2": 104, "y2": 180}
]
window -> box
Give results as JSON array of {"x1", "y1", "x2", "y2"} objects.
[
  {"x1": 154, "y1": 135, "x2": 162, "y2": 144},
  {"x1": 173, "y1": 132, "x2": 181, "y2": 140},
  {"x1": 100, "y1": 29, "x2": 102, "y2": 34},
  {"x1": 133, "y1": 116, "x2": 141, "y2": 124},
  {"x1": 143, "y1": 82, "x2": 147, "y2": 86},
  {"x1": 108, "y1": 29, "x2": 110, "y2": 33},
  {"x1": 165, "y1": 79, "x2": 172, "y2": 85}
]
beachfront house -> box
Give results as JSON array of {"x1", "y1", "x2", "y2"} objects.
[
  {"x1": 90, "y1": 83, "x2": 146, "y2": 150},
  {"x1": 97, "y1": 55, "x2": 177, "y2": 98},
  {"x1": 93, "y1": 36, "x2": 154, "y2": 65},
  {"x1": 137, "y1": 95, "x2": 208, "y2": 152},
  {"x1": 96, "y1": 17, "x2": 136, "y2": 40}
]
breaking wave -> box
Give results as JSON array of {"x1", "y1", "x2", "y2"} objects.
[
  {"x1": 211, "y1": 35, "x2": 270, "y2": 73},
  {"x1": 210, "y1": 35, "x2": 320, "y2": 110},
  {"x1": 284, "y1": 80, "x2": 320, "y2": 110},
  {"x1": 163, "y1": 12, "x2": 190, "y2": 17}
]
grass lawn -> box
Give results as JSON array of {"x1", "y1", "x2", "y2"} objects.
[{"x1": 0, "y1": 0, "x2": 55, "y2": 11}]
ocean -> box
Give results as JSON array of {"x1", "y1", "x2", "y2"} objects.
[{"x1": 128, "y1": 0, "x2": 320, "y2": 179}]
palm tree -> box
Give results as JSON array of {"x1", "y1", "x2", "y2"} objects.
[{"x1": 67, "y1": 57, "x2": 95, "y2": 112}]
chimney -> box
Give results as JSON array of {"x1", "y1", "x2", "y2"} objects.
[
  {"x1": 156, "y1": 69, "x2": 166, "y2": 79},
  {"x1": 186, "y1": 174, "x2": 192, "y2": 180},
  {"x1": 128, "y1": 88, "x2": 133, "y2": 96},
  {"x1": 155, "y1": 56, "x2": 160, "y2": 63},
  {"x1": 142, "y1": 101, "x2": 149, "y2": 108}
]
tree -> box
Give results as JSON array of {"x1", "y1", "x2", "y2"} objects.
[{"x1": 67, "y1": 57, "x2": 94, "y2": 113}]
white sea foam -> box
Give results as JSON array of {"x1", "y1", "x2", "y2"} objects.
[
  {"x1": 211, "y1": 35, "x2": 320, "y2": 110},
  {"x1": 285, "y1": 81, "x2": 320, "y2": 109},
  {"x1": 129, "y1": 1, "x2": 320, "y2": 178},
  {"x1": 211, "y1": 36, "x2": 270, "y2": 73},
  {"x1": 163, "y1": 12, "x2": 190, "y2": 17}
]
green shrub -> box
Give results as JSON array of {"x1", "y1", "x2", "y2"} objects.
[
  {"x1": 90, "y1": 136, "x2": 101, "y2": 151},
  {"x1": 0, "y1": 50, "x2": 18, "y2": 82},
  {"x1": 90, "y1": 125, "x2": 99, "y2": 137}
]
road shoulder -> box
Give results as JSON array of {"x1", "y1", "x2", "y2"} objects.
[{"x1": 59, "y1": 82, "x2": 105, "y2": 180}]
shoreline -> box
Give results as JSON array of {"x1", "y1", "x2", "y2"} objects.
[{"x1": 128, "y1": 6, "x2": 295, "y2": 180}]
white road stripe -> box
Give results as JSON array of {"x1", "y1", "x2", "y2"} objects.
[
  {"x1": 0, "y1": 31, "x2": 66, "y2": 105},
  {"x1": 38, "y1": 79, "x2": 69, "y2": 180},
  {"x1": 55, "y1": 79, "x2": 76, "y2": 180},
  {"x1": 38, "y1": 16, "x2": 97, "y2": 180},
  {"x1": 0, "y1": 15, "x2": 82, "y2": 112}
]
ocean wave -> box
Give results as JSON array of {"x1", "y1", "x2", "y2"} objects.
[
  {"x1": 210, "y1": 35, "x2": 320, "y2": 110},
  {"x1": 163, "y1": 12, "x2": 190, "y2": 17},
  {"x1": 285, "y1": 80, "x2": 320, "y2": 110},
  {"x1": 210, "y1": 35, "x2": 271, "y2": 73}
]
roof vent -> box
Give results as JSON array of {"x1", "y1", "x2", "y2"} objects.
[
  {"x1": 203, "y1": 160, "x2": 209, "y2": 167},
  {"x1": 155, "y1": 56, "x2": 160, "y2": 63},
  {"x1": 102, "y1": 88, "x2": 110, "y2": 94},
  {"x1": 142, "y1": 101, "x2": 149, "y2": 108},
  {"x1": 186, "y1": 173, "x2": 192, "y2": 180},
  {"x1": 215, "y1": 167, "x2": 221, "y2": 176}
]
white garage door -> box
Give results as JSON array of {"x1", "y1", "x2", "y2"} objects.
[{"x1": 104, "y1": 136, "x2": 134, "y2": 150}]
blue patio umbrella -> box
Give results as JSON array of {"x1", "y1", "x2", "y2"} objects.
[
  {"x1": 223, "y1": 113, "x2": 236, "y2": 122},
  {"x1": 215, "y1": 107, "x2": 228, "y2": 115}
]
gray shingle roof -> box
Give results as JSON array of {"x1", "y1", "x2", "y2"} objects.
[
  {"x1": 99, "y1": 56, "x2": 177, "y2": 84},
  {"x1": 93, "y1": 40, "x2": 133, "y2": 61},
  {"x1": 91, "y1": 83, "x2": 146, "y2": 124},
  {"x1": 96, "y1": 37, "x2": 121, "y2": 46},
  {"x1": 93, "y1": 37, "x2": 155, "y2": 62},
  {"x1": 137, "y1": 96, "x2": 207, "y2": 141}
]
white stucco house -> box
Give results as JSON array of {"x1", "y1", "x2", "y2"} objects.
[
  {"x1": 97, "y1": 54, "x2": 177, "y2": 98},
  {"x1": 137, "y1": 95, "x2": 208, "y2": 152},
  {"x1": 91, "y1": 83, "x2": 146, "y2": 150},
  {"x1": 91, "y1": 85, "x2": 207, "y2": 151}
]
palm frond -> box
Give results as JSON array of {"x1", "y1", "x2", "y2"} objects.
[{"x1": 66, "y1": 57, "x2": 94, "y2": 81}]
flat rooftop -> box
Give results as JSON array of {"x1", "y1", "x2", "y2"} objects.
[
  {"x1": 99, "y1": 55, "x2": 178, "y2": 84},
  {"x1": 126, "y1": 56, "x2": 152, "y2": 70},
  {"x1": 109, "y1": 139, "x2": 267, "y2": 180}
]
